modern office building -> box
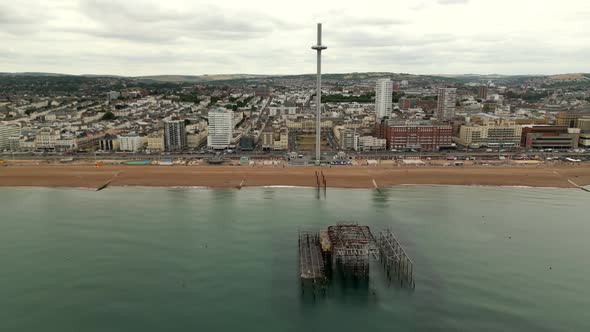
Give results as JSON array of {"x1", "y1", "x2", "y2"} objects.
[
  {"x1": 164, "y1": 119, "x2": 187, "y2": 151},
  {"x1": 436, "y1": 88, "x2": 457, "y2": 121},
  {"x1": 207, "y1": 108, "x2": 233, "y2": 149},
  {"x1": 375, "y1": 79, "x2": 393, "y2": 120},
  {"x1": 521, "y1": 126, "x2": 580, "y2": 149}
]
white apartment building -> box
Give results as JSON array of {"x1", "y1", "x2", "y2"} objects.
[
  {"x1": 375, "y1": 79, "x2": 393, "y2": 120},
  {"x1": 118, "y1": 133, "x2": 143, "y2": 152},
  {"x1": 207, "y1": 108, "x2": 233, "y2": 149},
  {"x1": 436, "y1": 88, "x2": 457, "y2": 121}
]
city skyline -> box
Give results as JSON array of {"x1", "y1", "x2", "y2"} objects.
[{"x1": 1, "y1": 0, "x2": 589, "y2": 76}]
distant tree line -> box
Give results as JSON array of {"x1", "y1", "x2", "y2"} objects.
[
  {"x1": 322, "y1": 92, "x2": 375, "y2": 103},
  {"x1": 178, "y1": 94, "x2": 202, "y2": 103},
  {"x1": 505, "y1": 90, "x2": 549, "y2": 102}
]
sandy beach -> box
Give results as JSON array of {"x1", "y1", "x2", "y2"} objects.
[{"x1": 1, "y1": 164, "x2": 590, "y2": 189}]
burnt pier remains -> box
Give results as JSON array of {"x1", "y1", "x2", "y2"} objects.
[{"x1": 298, "y1": 222, "x2": 415, "y2": 293}]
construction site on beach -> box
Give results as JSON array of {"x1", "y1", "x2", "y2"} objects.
[{"x1": 298, "y1": 222, "x2": 415, "y2": 294}]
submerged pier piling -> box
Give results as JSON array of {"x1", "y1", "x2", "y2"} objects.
[{"x1": 378, "y1": 229, "x2": 415, "y2": 288}]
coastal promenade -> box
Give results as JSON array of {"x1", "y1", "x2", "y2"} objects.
[{"x1": 1, "y1": 164, "x2": 590, "y2": 189}]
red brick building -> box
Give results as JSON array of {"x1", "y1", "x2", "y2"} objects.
[{"x1": 376, "y1": 121, "x2": 453, "y2": 151}]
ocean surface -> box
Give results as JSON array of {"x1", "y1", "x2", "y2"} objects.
[{"x1": 0, "y1": 186, "x2": 589, "y2": 332}]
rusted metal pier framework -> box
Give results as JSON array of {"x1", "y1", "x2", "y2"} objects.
[
  {"x1": 326, "y1": 223, "x2": 379, "y2": 279},
  {"x1": 379, "y1": 229, "x2": 415, "y2": 288},
  {"x1": 299, "y1": 222, "x2": 415, "y2": 292}
]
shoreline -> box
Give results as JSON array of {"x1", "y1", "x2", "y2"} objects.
[
  {"x1": 1, "y1": 164, "x2": 590, "y2": 189},
  {"x1": 1, "y1": 184, "x2": 581, "y2": 192}
]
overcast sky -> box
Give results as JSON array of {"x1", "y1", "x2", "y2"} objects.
[{"x1": 1, "y1": 0, "x2": 588, "y2": 76}]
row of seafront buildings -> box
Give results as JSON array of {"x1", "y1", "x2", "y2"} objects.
[
  {"x1": 98, "y1": 108, "x2": 236, "y2": 153},
  {"x1": 368, "y1": 114, "x2": 590, "y2": 152},
  {"x1": 331, "y1": 78, "x2": 590, "y2": 152},
  {"x1": 458, "y1": 113, "x2": 590, "y2": 150},
  {"x1": 0, "y1": 108, "x2": 238, "y2": 153}
]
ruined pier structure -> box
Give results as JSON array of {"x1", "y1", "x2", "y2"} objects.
[{"x1": 298, "y1": 223, "x2": 415, "y2": 291}]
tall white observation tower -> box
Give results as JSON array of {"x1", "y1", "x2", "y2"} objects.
[{"x1": 311, "y1": 23, "x2": 327, "y2": 163}]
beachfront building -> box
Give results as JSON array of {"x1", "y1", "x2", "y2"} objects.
[
  {"x1": 187, "y1": 130, "x2": 208, "y2": 149},
  {"x1": 521, "y1": 126, "x2": 580, "y2": 150},
  {"x1": 261, "y1": 128, "x2": 274, "y2": 150},
  {"x1": 0, "y1": 124, "x2": 20, "y2": 150},
  {"x1": 273, "y1": 128, "x2": 289, "y2": 150},
  {"x1": 376, "y1": 120, "x2": 453, "y2": 151},
  {"x1": 164, "y1": 119, "x2": 187, "y2": 151},
  {"x1": 146, "y1": 131, "x2": 165, "y2": 152},
  {"x1": 239, "y1": 136, "x2": 255, "y2": 151},
  {"x1": 54, "y1": 134, "x2": 76, "y2": 152},
  {"x1": 375, "y1": 78, "x2": 393, "y2": 120},
  {"x1": 99, "y1": 134, "x2": 119, "y2": 151},
  {"x1": 118, "y1": 133, "x2": 143, "y2": 152},
  {"x1": 34, "y1": 128, "x2": 60, "y2": 150},
  {"x1": 459, "y1": 119, "x2": 522, "y2": 148},
  {"x1": 436, "y1": 88, "x2": 457, "y2": 121},
  {"x1": 207, "y1": 108, "x2": 233, "y2": 149},
  {"x1": 340, "y1": 128, "x2": 356, "y2": 150},
  {"x1": 356, "y1": 136, "x2": 386, "y2": 151}
]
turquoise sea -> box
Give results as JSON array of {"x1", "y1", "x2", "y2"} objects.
[{"x1": 1, "y1": 186, "x2": 589, "y2": 331}]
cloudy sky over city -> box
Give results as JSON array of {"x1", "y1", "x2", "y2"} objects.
[{"x1": 1, "y1": 0, "x2": 588, "y2": 76}]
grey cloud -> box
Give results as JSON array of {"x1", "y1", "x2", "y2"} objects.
[
  {"x1": 437, "y1": 0, "x2": 470, "y2": 5},
  {"x1": 1, "y1": 0, "x2": 588, "y2": 75},
  {"x1": 331, "y1": 16, "x2": 409, "y2": 27},
  {"x1": 0, "y1": 3, "x2": 50, "y2": 34},
  {"x1": 72, "y1": 0, "x2": 287, "y2": 43},
  {"x1": 331, "y1": 29, "x2": 457, "y2": 48}
]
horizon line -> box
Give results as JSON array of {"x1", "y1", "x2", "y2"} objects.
[{"x1": 2, "y1": 71, "x2": 587, "y2": 78}]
